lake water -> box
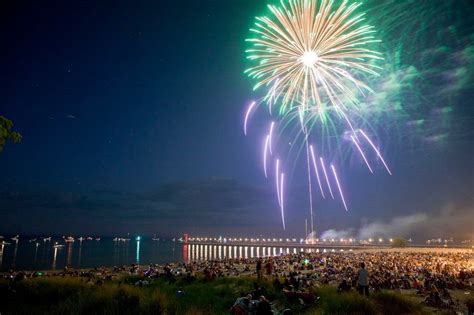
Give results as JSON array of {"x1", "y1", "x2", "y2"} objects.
[
  {"x1": 0, "y1": 237, "x2": 184, "y2": 271},
  {"x1": 0, "y1": 236, "x2": 345, "y2": 271}
]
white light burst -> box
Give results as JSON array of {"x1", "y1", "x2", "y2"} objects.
[{"x1": 245, "y1": 0, "x2": 383, "y2": 119}]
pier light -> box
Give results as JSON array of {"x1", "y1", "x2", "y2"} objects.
[
  {"x1": 279, "y1": 238, "x2": 283, "y2": 242},
  {"x1": 292, "y1": 238, "x2": 296, "y2": 242},
  {"x1": 369, "y1": 238, "x2": 373, "y2": 242},
  {"x1": 378, "y1": 238, "x2": 383, "y2": 243},
  {"x1": 136, "y1": 236, "x2": 141, "y2": 241},
  {"x1": 349, "y1": 238, "x2": 353, "y2": 242},
  {"x1": 256, "y1": 238, "x2": 259, "y2": 242},
  {"x1": 245, "y1": 238, "x2": 248, "y2": 242},
  {"x1": 340, "y1": 238, "x2": 344, "y2": 242},
  {"x1": 268, "y1": 238, "x2": 271, "y2": 242},
  {"x1": 389, "y1": 238, "x2": 393, "y2": 242},
  {"x1": 323, "y1": 239, "x2": 326, "y2": 242},
  {"x1": 239, "y1": 238, "x2": 242, "y2": 241},
  {"x1": 316, "y1": 238, "x2": 319, "y2": 242},
  {"x1": 330, "y1": 238, "x2": 335, "y2": 242}
]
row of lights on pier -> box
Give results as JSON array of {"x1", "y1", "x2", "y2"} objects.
[{"x1": 187, "y1": 237, "x2": 394, "y2": 243}]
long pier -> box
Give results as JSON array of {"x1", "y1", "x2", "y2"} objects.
[{"x1": 186, "y1": 240, "x2": 386, "y2": 250}]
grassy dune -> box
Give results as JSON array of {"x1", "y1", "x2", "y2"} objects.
[{"x1": 0, "y1": 275, "x2": 427, "y2": 314}]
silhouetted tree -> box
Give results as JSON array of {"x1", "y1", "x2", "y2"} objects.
[{"x1": 0, "y1": 116, "x2": 22, "y2": 153}]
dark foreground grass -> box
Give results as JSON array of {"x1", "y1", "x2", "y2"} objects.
[
  {"x1": 0, "y1": 276, "x2": 427, "y2": 315},
  {"x1": 310, "y1": 287, "x2": 425, "y2": 315}
]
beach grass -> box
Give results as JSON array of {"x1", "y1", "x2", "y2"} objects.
[{"x1": 0, "y1": 275, "x2": 429, "y2": 314}]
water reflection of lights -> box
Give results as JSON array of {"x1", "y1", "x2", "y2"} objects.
[
  {"x1": 67, "y1": 242, "x2": 73, "y2": 266},
  {"x1": 52, "y1": 247, "x2": 58, "y2": 270},
  {"x1": 34, "y1": 243, "x2": 39, "y2": 263},
  {"x1": 183, "y1": 244, "x2": 189, "y2": 263},
  {"x1": 136, "y1": 239, "x2": 141, "y2": 264},
  {"x1": 184, "y1": 244, "x2": 354, "y2": 262},
  {"x1": 12, "y1": 240, "x2": 19, "y2": 268},
  {"x1": 0, "y1": 244, "x2": 4, "y2": 267},
  {"x1": 78, "y1": 241, "x2": 83, "y2": 267}
]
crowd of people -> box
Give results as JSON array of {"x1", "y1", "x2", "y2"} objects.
[
  {"x1": 182, "y1": 250, "x2": 474, "y2": 312},
  {"x1": 1, "y1": 249, "x2": 473, "y2": 313}
]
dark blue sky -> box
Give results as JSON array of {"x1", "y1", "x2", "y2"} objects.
[{"x1": 0, "y1": 1, "x2": 472, "y2": 239}]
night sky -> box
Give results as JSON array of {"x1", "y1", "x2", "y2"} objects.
[{"x1": 1, "y1": 1, "x2": 473, "y2": 240}]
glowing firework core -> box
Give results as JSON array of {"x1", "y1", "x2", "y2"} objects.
[{"x1": 301, "y1": 51, "x2": 318, "y2": 68}]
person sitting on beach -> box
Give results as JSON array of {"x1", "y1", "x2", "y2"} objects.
[
  {"x1": 338, "y1": 279, "x2": 350, "y2": 293},
  {"x1": 176, "y1": 287, "x2": 185, "y2": 298},
  {"x1": 256, "y1": 295, "x2": 272, "y2": 315},
  {"x1": 231, "y1": 293, "x2": 253, "y2": 315},
  {"x1": 273, "y1": 277, "x2": 282, "y2": 290},
  {"x1": 251, "y1": 282, "x2": 265, "y2": 300}
]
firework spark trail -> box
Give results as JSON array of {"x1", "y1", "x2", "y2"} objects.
[
  {"x1": 305, "y1": 137, "x2": 314, "y2": 235},
  {"x1": 331, "y1": 164, "x2": 348, "y2": 211},
  {"x1": 350, "y1": 135, "x2": 373, "y2": 173},
  {"x1": 268, "y1": 78, "x2": 280, "y2": 114},
  {"x1": 309, "y1": 144, "x2": 326, "y2": 198},
  {"x1": 263, "y1": 135, "x2": 270, "y2": 178},
  {"x1": 320, "y1": 157, "x2": 335, "y2": 199},
  {"x1": 276, "y1": 159, "x2": 281, "y2": 205},
  {"x1": 268, "y1": 121, "x2": 275, "y2": 154},
  {"x1": 359, "y1": 129, "x2": 392, "y2": 175},
  {"x1": 243, "y1": 101, "x2": 256, "y2": 136},
  {"x1": 280, "y1": 172, "x2": 286, "y2": 230}
]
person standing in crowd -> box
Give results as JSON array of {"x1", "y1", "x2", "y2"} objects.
[
  {"x1": 357, "y1": 262, "x2": 369, "y2": 296},
  {"x1": 256, "y1": 258, "x2": 263, "y2": 280},
  {"x1": 265, "y1": 258, "x2": 273, "y2": 279}
]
